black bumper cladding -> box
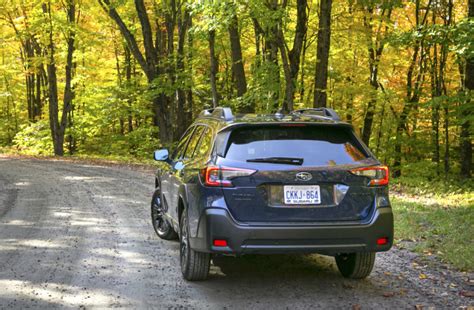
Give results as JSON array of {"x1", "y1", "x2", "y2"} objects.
[{"x1": 189, "y1": 207, "x2": 393, "y2": 255}]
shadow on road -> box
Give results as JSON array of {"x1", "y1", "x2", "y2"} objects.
[{"x1": 212, "y1": 253, "x2": 335, "y2": 279}]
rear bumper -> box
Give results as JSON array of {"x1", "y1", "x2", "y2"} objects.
[{"x1": 189, "y1": 207, "x2": 393, "y2": 255}]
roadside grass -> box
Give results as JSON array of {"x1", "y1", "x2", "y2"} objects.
[
  {"x1": 391, "y1": 177, "x2": 474, "y2": 271},
  {"x1": 0, "y1": 146, "x2": 158, "y2": 168}
]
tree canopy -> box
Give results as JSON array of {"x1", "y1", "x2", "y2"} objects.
[{"x1": 0, "y1": 0, "x2": 472, "y2": 178}]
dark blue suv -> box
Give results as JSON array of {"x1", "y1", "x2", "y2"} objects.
[{"x1": 151, "y1": 107, "x2": 393, "y2": 281}]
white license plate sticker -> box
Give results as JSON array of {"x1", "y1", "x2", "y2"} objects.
[{"x1": 284, "y1": 185, "x2": 321, "y2": 205}]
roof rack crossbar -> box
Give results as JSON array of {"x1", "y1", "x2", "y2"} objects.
[
  {"x1": 199, "y1": 107, "x2": 234, "y2": 121},
  {"x1": 292, "y1": 108, "x2": 341, "y2": 121}
]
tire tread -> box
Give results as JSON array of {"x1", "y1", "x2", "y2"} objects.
[
  {"x1": 180, "y1": 212, "x2": 210, "y2": 281},
  {"x1": 336, "y1": 252, "x2": 375, "y2": 279}
]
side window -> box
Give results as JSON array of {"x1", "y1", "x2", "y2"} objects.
[
  {"x1": 172, "y1": 127, "x2": 195, "y2": 160},
  {"x1": 184, "y1": 126, "x2": 205, "y2": 159},
  {"x1": 193, "y1": 128, "x2": 213, "y2": 159}
]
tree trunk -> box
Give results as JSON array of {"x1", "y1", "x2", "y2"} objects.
[
  {"x1": 63, "y1": 0, "x2": 76, "y2": 156},
  {"x1": 392, "y1": 0, "x2": 430, "y2": 177},
  {"x1": 124, "y1": 45, "x2": 133, "y2": 133},
  {"x1": 442, "y1": 0, "x2": 453, "y2": 177},
  {"x1": 431, "y1": 40, "x2": 440, "y2": 170},
  {"x1": 99, "y1": 0, "x2": 174, "y2": 144},
  {"x1": 34, "y1": 68, "x2": 43, "y2": 119},
  {"x1": 252, "y1": 18, "x2": 262, "y2": 68},
  {"x1": 278, "y1": 31, "x2": 293, "y2": 112},
  {"x1": 42, "y1": 0, "x2": 76, "y2": 156},
  {"x1": 428, "y1": 2, "x2": 451, "y2": 175},
  {"x1": 443, "y1": 105, "x2": 449, "y2": 177},
  {"x1": 313, "y1": 0, "x2": 332, "y2": 108},
  {"x1": 361, "y1": 7, "x2": 392, "y2": 147},
  {"x1": 228, "y1": 13, "x2": 248, "y2": 102},
  {"x1": 176, "y1": 9, "x2": 190, "y2": 138},
  {"x1": 299, "y1": 32, "x2": 308, "y2": 104},
  {"x1": 375, "y1": 100, "x2": 386, "y2": 155},
  {"x1": 65, "y1": 0, "x2": 76, "y2": 155},
  {"x1": 209, "y1": 29, "x2": 219, "y2": 108},
  {"x1": 460, "y1": 0, "x2": 472, "y2": 178},
  {"x1": 279, "y1": 0, "x2": 308, "y2": 113},
  {"x1": 43, "y1": 3, "x2": 63, "y2": 155},
  {"x1": 253, "y1": 11, "x2": 280, "y2": 110},
  {"x1": 361, "y1": 68, "x2": 379, "y2": 146},
  {"x1": 185, "y1": 16, "x2": 194, "y2": 127}
]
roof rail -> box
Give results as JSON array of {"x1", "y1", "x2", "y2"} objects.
[
  {"x1": 199, "y1": 107, "x2": 234, "y2": 121},
  {"x1": 292, "y1": 108, "x2": 341, "y2": 121}
]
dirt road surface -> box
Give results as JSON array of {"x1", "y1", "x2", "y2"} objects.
[{"x1": 0, "y1": 156, "x2": 472, "y2": 309}]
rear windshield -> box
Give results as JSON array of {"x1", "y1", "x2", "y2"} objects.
[{"x1": 225, "y1": 125, "x2": 368, "y2": 166}]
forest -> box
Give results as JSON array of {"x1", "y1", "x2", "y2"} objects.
[{"x1": 0, "y1": 0, "x2": 472, "y2": 181}]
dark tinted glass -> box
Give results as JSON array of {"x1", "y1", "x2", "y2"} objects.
[
  {"x1": 184, "y1": 126, "x2": 205, "y2": 159},
  {"x1": 225, "y1": 125, "x2": 368, "y2": 166}
]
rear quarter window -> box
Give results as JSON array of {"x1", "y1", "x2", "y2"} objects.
[{"x1": 225, "y1": 125, "x2": 368, "y2": 167}]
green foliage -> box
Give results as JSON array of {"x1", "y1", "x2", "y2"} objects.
[
  {"x1": 0, "y1": 0, "x2": 471, "y2": 181},
  {"x1": 451, "y1": 18, "x2": 474, "y2": 60},
  {"x1": 389, "y1": 18, "x2": 474, "y2": 61},
  {"x1": 392, "y1": 161, "x2": 474, "y2": 195},
  {"x1": 13, "y1": 120, "x2": 53, "y2": 155},
  {"x1": 245, "y1": 61, "x2": 281, "y2": 113}
]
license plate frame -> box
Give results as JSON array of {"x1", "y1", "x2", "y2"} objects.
[{"x1": 283, "y1": 185, "x2": 321, "y2": 205}]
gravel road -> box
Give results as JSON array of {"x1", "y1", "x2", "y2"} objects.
[{"x1": 0, "y1": 156, "x2": 471, "y2": 309}]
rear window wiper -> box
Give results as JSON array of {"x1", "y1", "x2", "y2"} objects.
[{"x1": 246, "y1": 157, "x2": 304, "y2": 165}]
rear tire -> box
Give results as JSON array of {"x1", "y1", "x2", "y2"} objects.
[
  {"x1": 180, "y1": 211, "x2": 210, "y2": 281},
  {"x1": 151, "y1": 189, "x2": 178, "y2": 240},
  {"x1": 335, "y1": 252, "x2": 375, "y2": 279}
]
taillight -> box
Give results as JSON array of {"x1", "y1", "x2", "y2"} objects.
[
  {"x1": 377, "y1": 237, "x2": 389, "y2": 245},
  {"x1": 350, "y1": 165, "x2": 389, "y2": 186},
  {"x1": 200, "y1": 166, "x2": 257, "y2": 187},
  {"x1": 213, "y1": 239, "x2": 228, "y2": 247}
]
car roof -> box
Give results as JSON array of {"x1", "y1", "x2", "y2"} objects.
[{"x1": 193, "y1": 107, "x2": 352, "y2": 133}]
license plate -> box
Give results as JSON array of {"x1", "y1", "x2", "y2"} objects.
[{"x1": 283, "y1": 185, "x2": 321, "y2": 205}]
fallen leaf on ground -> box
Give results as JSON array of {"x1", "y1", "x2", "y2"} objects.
[
  {"x1": 383, "y1": 291, "x2": 395, "y2": 298},
  {"x1": 460, "y1": 290, "x2": 474, "y2": 298},
  {"x1": 415, "y1": 305, "x2": 423, "y2": 310},
  {"x1": 419, "y1": 273, "x2": 427, "y2": 279},
  {"x1": 352, "y1": 304, "x2": 361, "y2": 310},
  {"x1": 342, "y1": 283, "x2": 354, "y2": 289}
]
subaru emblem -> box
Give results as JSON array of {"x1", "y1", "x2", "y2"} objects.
[{"x1": 296, "y1": 172, "x2": 312, "y2": 181}]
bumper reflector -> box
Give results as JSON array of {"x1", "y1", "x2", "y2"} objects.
[
  {"x1": 213, "y1": 239, "x2": 228, "y2": 247},
  {"x1": 377, "y1": 237, "x2": 389, "y2": 245}
]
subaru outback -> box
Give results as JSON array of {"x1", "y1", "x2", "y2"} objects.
[{"x1": 151, "y1": 107, "x2": 393, "y2": 281}]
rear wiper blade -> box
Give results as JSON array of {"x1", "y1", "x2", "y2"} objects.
[{"x1": 246, "y1": 157, "x2": 304, "y2": 165}]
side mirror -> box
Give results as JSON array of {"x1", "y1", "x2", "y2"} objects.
[{"x1": 154, "y1": 149, "x2": 169, "y2": 161}]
